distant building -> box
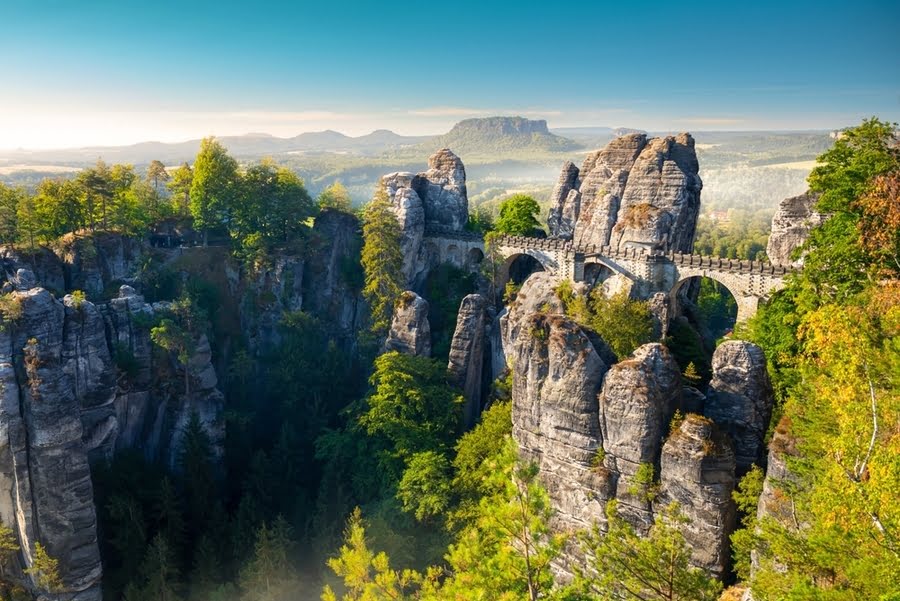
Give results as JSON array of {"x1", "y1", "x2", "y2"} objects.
[{"x1": 707, "y1": 209, "x2": 731, "y2": 223}]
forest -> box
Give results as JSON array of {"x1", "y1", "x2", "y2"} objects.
[{"x1": 0, "y1": 118, "x2": 896, "y2": 601}]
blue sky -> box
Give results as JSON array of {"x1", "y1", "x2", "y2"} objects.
[{"x1": 1, "y1": 0, "x2": 898, "y2": 148}]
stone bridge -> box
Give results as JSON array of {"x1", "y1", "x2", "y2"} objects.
[{"x1": 423, "y1": 227, "x2": 796, "y2": 322}]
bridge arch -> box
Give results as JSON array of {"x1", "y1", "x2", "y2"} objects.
[
  {"x1": 500, "y1": 251, "x2": 551, "y2": 288},
  {"x1": 670, "y1": 269, "x2": 758, "y2": 325}
]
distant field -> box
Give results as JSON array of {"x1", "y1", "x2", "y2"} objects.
[
  {"x1": 758, "y1": 159, "x2": 818, "y2": 170},
  {"x1": 0, "y1": 163, "x2": 81, "y2": 175}
]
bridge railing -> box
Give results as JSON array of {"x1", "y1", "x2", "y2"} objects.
[{"x1": 421, "y1": 230, "x2": 797, "y2": 275}]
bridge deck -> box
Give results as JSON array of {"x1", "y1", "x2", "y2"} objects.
[{"x1": 423, "y1": 228, "x2": 796, "y2": 276}]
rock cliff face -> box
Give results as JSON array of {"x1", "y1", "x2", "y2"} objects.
[
  {"x1": 382, "y1": 149, "x2": 469, "y2": 286},
  {"x1": 599, "y1": 343, "x2": 681, "y2": 528},
  {"x1": 0, "y1": 281, "x2": 103, "y2": 600},
  {"x1": 447, "y1": 294, "x2": 488, "y2": 428},
  {"x1": 705, "y1": 341, "x2": 774, "y2": 475},
  {"x1": 385, "y1": 291, "x2": 431, "y2": 357},
  {"x1": 658, "y1": 414, "x2": 736, "y2": 578},
  {"x1": 547, "y1": 133, "x2": 702, "y2": 253},
  {"x1": 766, "y1": 191, "x2": 826, "y2": 266},
  {"x1": 0, "y1": 210, "x2": 365, "y2": 598},
  {"x1": 501, "y1": 272, "x2": 776, "y2": 579}
]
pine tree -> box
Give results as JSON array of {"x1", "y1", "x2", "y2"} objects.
[
  {"x1": 238, "y1": 517, "x2": 301, "y2": 601},
  {"x1": 25, "y1": 542, "x2": 63, "y2": 594},
  {"x1": 190, "y1": 137, "x2": 238, "y2": 245},
  {"x1": 361, "y1": 187, "x2": 403, "y2": 337}
]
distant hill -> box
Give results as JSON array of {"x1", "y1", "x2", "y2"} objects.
[
  {"x1": 420, "y1": 117, "x2": 582, "y2": 156},
  {"x1": 0, "y1": 129, "x2": 428, "y2": 166}
]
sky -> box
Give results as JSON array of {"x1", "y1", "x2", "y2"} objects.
[{"x1": 1, "y1": 0, "x2": 898, "y2": 149}]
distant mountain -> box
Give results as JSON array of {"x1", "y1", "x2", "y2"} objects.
[
  {"x1": 420, "y1": 116, "x2": 582, "y2": 155},
  {"x1": 0, "y1": 129, "x2": 428, "y2": 166}
]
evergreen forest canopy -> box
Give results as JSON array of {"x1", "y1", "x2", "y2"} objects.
[{"x1": 0, "y1": 118, "x2": 895, "y2": 601}]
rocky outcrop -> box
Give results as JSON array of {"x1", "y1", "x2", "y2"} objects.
[
  {"x1": 54, "y1": 232, "x2": 143, "y2": 296},
  {"x1": 599, "y1": 343, "x2": 681, "y2": 528},
  {"x1": 385, "y1": 291, "x2": 431, "y2": 357},
  {"x1": 447, "y1": 294, "x2": 487, "y2": 427},
  {"x1": 303, "y1": 209, "x2": 365, "y2": 341},
  {"x1": 0, "y1": 282, "x2": 102, "y2": 600},
  {"x1": 658, "y1": 414, "x2": 736, "y2": 578},
  {"x1": 705, "y1": 341, "x2": 774, "y2": 475},
  {"x1": 766, "y1": 191, "x2": 826, "y2": 267},
  {"x1": 610, "y1": 133, "x2": 702, "y2": 253},
  {"x1": 509, "y1": 311, "x2": 610, "y2": 532},
  {"x1": 547, "y1": 161, "x2": 581, "y2": 239},
  {"x1": 548, "y1": 133, "x2": 702, "y2": 253},
  {"x1": 383, "y1": 149, "x2": 469, "y2": 286}
]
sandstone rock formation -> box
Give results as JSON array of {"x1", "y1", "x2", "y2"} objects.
[
  {"x1": 599, "y1": 343, "x2": 681, "y2": 528},
  {"x1": 705, "y1": 341, "x2": 774, "y2": 475},
  {"x1": 382, "y1": 149, "x2": 469, "y2": 286},
  {"x1": 0, "y1": 281, "x2": 103, "y2": 600},
  {"x1": 447, "y1": 294, "x2": 487, "y2": 427},
  {"x1": 547, "y1": 133, "x2": 702, "y2": 253},
  {"x1": 384, "y1": 291, "x2": 431, "y2": 357},
  {"x1": 766, "y1": 191, "x2": 826, "y2": 266},
  {"x1": 658, "y1": 414, "x2": 736, "y2": 577}
]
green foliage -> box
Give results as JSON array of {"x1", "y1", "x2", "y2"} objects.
[
  {"x1": 397, "y1": 451, "x2": 453, "y2": 522},
  {"x1": 0, "y1": 293, "x2": 23, "y2": 325},
  {"x1": 697, "y1": 278, "x2": 737, "y2": 339},
  {"x1": 359, "y1": 351, "x2": 462, "y2": 465},
  {"x1": 735, "y1": 119, "x2": 900, "y2": 599},
  {"x1": 450, "y1": 401, "x2": 513, "y2": 527},
  {"x1": 238, "y1": 517, "x2": 301, "y2": 601},
  {"x1": 682, "y1": 362, "x2": 702, "y2": 385},
  {"x1": 574, "y1": 501, "x2": 722, "y2": 601},
  {"x1": 25, "y1": 542, "x2": 63, "y2": 593},
  {"x1": 70, "y1": 289, "x2": 87, "y2": 309},
  {"x1": 730, "y1": 465, "x2": 764, "y2": 581},
  {"x1": 0, "y1": 521, "x2": 19, "y2": 577},
  {"x1": 424, "y1": 264, "x2": 475, "y2": 361},
  {"x1": 361, "y1": 188, "x2": 404, "y2": 337},
  {"x1": 628, "y1": 462, "x2": 659, "y2": 502},
  {"x1": 693, "y1": 211, "x2": 771, "y2": 261},
  {"x1": 317, "y1": 181, "x2": 354, "y2": 213},
  {"x1": 667, "y1": 318, "x2": 713, "y2": 384},
  {"x1": 494, "y1": 193, "x2": 542, "y2": 236},
  {"x1": 558, "y1": 287, "x2": 654, "y2": 359},
  {"x1": 321, "y1": 508, "x2": 423, "y2": 601},
  {"x1": 465, "y1": 207, "x2": 494, "y2": 234},
  {"x1": 232, "y1": 159, "x2": 314, "y2": 263},
  {"x1": 190, "y1": 137, "x2": 239, "y2": 244}
]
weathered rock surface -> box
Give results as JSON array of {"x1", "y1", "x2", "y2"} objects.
[
  {"x1": 447, "y1": 294, "x2": 487, "y2": 427},
  {"x1": 766, "y1": 191, "x2": 826, "y2": 267},
  {"x1": 303, "y1": 209, "x2": 365, "y2": 341},
  {"x1": 705, "y1": 341, "x2": 774, "y2": 475},
  {"x1": 547, "y1": 161, "x2": 581, "y2": 239},
  {"x1": 599, "y1": 343, "x2": 681, "y2": 528},
  {"x1": 658, "y1": 414, "x2": 736, "y2": 578},
  {"x1": 383, "y1": 149, "x2": 469, "y2": 285},
  {"x1": 509, "y1": 311, "x2": 610, "y2": 532},
  {"x1": 549, "y1": 133, "x2": 702, "y2": 253},
  {"x1": 385, "y1": 291, "x2": 431, "y2": 357},
  {"x1": 610, "y1": 133, "x2": 702, "y2": 253},
  {"x1": 0, "y1": 283, "x2": 102, "y2": 601}
]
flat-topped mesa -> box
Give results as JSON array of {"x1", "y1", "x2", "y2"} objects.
[{"x1": 548, "y1": 133, "x2": 702, "y2": 254}]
